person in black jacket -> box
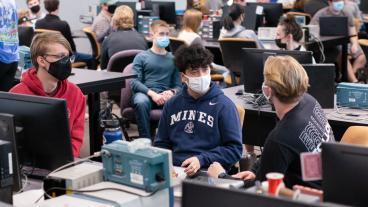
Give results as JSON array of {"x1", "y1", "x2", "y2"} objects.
[
  {"x1": 100, "y1": 5, "x2": 147, "y2": 69},
  {"x1": 207, "y1": 56, "x2": 335, "y2": 189},
  {"x1": 35, "y1": 0, "x2": 95, "y2": 69}
]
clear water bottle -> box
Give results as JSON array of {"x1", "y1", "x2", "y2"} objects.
[{"x1": 102, "y1": 119, "x2": 123, "y2": 144}]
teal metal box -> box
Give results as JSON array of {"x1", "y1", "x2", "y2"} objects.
[
  {"x1": 101, "y1": 140, "x2": 172, "y2": 192},
  {"x1": 336, "y1": 82, "x2": 368, "y2": 109}
]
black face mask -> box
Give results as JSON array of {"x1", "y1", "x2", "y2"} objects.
[
  {"x1": 46, "y1": 56, "x2": 72, "y2": 81},
  {"x1": 107, "y1": 5, "x2": 117, "y2": 14},
  {"x1": 30, "y1": 5, "x2": 40, "y2": 14},
  {"x1": 275, "y1": 39, "x2": 287, "y2": 49}
]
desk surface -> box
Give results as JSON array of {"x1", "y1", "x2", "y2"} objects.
[
  {"x1": 224, "y1": 85, "x2": 368, "y2": 126},
  {"x1": 69, "y1": 69, "x2": 136, "y2": 94}
]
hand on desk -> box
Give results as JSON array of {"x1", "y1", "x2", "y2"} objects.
[
  {"x1": 207, "y1": 162, "x2": 226, "y2": 178},
  {"x1": 232, "y1": 171, "x2": 256, "y2": 180},
  {"x1": 181, "y1": 156, "x2": 201, "y2": 177}
]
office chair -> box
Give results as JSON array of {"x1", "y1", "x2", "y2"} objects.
[
  {"x1": 340, "y1": 126, "x2": 368, "y2": 147},
  {"x1": 83, "y1": 27, "x2": 100, "y2": 69},
  {"x1": 18, "y1": 26, "x2": 34, "y2": 47},
  {"x1": 286, "y1": 12, "x2": 312, "y2": 25},
  {"x1": 106, "y1": 49, "x2": 143, "y2": 105},
  {"x1": 357, "y1": 39, "x2": 368, "y2": 83},
  {"x1": 119, "y1": 63, "x2": 162, "y2": 140},
  {"x1": 33, "y1": 29, "x2": 87, "y2": 69},
  {"x1": 219, "y1": 38, "x2": 257, "y2": 86},
  {"x1": 168, "y1": 37, "x2": 186, "y2": 54}
]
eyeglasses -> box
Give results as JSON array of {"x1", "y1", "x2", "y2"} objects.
[{"x1": 44, "y1": 54, "x2": 75, "y2": 63}]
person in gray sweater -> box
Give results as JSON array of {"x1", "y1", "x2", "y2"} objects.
[
  {"x1": 219, "y1": 3, "x2": 264, "y2": 48},
  {"x1": 100, "y1": 5, "x2": 147, "y2": 69},
  {"x1": 92, "y1": 0, "x2": 115, "y2": 43},
  {"x1": 131, "y1": 20, "x2": 182, "y2": 139}
]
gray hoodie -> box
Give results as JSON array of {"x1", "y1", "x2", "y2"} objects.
[{"x1": 219, "y1": 25, "x2": 264, "y2": 48}]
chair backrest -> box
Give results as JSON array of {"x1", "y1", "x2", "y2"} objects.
[
  {"x1": 106, "y1": 49, "x2": 143, "y2": 73},
  {"x1": 169, "y1": 37, "x2": 186, "y2": 54},
  {"x1": 83, "y1": 27, "x2": 101, "y2": 60},
  {"x1": 286, "y1": 12, "x2": 311, "y2": 25},
  {"x1": 219, "y1": 38, "x2": 257, "y2": 75},
  {"x1": 340, "y1": 126, "x2": 368, "y2": 147},
  {"x1": 359, "y1": 39, "x2": 368, "y2": 58},
  {"x1": 18, "y1": 26, "x2": 34, "y2": 47},
  {"x1": 120, "y1": 63, "x2": 135, "y2": 110},
  {"x1": 235, "y1": 104, "x2": 245, "y2": 128},
  {"x1": 34, "y1": 28, "x2": 60, "y2": 34}
]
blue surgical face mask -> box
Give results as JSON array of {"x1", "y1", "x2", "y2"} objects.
[
  {"x1": 332, "y1": 1, "x2": 344, "y2": 12},
  {"x1": 156, "y1": 36, "x2": 170, "y2": 48}
]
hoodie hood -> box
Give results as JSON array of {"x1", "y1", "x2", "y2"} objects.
[
  {"x1": 220, "y1": 25, "x2": 246, "y2": 38},
  {"x1": 21, "y1": 68, "x2": 68, "y2": 97}
]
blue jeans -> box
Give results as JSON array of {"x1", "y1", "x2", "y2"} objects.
[
  {"x1": 133, "y1": 92, "x2": 162, "y2": 139},
  {"x1": 73, "y1": 52, "x2": 96, "y2": 69}
]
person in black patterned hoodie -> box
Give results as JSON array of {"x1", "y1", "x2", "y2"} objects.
[{"x1": 208, "y1": 56, "x2": 335, "y2": 189}]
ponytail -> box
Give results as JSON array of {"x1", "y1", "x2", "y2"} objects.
[
  {"x1": 224, "y1": 16, "x2": 235, "y2": 30},
  {"x1": 223, "y1": 3, "x2": 245, "y2": 31}
]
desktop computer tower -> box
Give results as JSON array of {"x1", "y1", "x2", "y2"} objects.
[{"x1": 0, "y1": 140, "x2": 13, "y2": 204}]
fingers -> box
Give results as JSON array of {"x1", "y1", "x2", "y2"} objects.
[{"x1": 182, "y1": 158, "x2": 199, "y2": 176}]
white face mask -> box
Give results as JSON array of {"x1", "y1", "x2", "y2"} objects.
[
  {"x1": 262, "y1": 82, "x2": 271, "y2": 101},
  {"x1": 185, "y1": 74, "x2": 211, "y2": 95}
]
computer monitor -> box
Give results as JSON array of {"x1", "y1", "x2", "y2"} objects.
[
  {"x1": 0, "y1": 92, "x2": 73, "y2": 171},
  {"x1": 247, "y1": 3, "x2": 283, "y2": 27},
  {"x1": 360, "y1": 0, "x2": 368, "y2": 13},
  {"x1": 322, "y1": 142, "x2": 368, "y2": 206},
  {"x1": 182, "y1": 181, "x2": 326, "y2": 207},
  {"x1": 301, "y1": 64, "x2": 335, "y2": 109},
  {"x1": 242, "y1": 48, "x2": 313, "y2": 93},
  {"x1": 145, "y1": 1, "x2": 176, "y2": 25},
  {"x1": 115, "y1": 1, "x2": 138, "y2": 28}
]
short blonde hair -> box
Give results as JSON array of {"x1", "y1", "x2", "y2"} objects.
[
  {"x1": 30, "y1": 32, "x2": 72, "y2": 69},
  {"x1": 150, "y1": 20, "x2": 169, "y2": 33},
  {"x1": 263, "y1": 56, "x2": 309, "y2": 103},
  {"x1": 182, "y1": 9, "x2": 202, "y2": 33},
  {"x1": 112, "y1": 5, "x2": 134, "y2": 29}
]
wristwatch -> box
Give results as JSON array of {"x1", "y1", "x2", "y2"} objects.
[{"x1": 218, "y1": 172, "x2": 227, "y2": 179}]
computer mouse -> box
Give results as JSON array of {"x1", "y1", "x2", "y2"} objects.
[{"x1": 235, "y1": 89, "x2": 244, "y2": 95}]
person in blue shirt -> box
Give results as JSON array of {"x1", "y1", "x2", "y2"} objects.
[
  {"x1": 131, "y1": 20, "x2": 181, "y2": 139},
  {"x1": 0, "y1": 0, "x2": 19, "y2": 91},
  {"x1": 153, "y1": 44, "x2": 242, "y2": 176}
]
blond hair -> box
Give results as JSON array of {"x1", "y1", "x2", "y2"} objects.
[
  {"x1": 182, "y1": 9, "x2": 202, "y2": 33},
  {"x1": 112, "y1": 5, "x2": 134, "y2": 29},
  {"x1": 263, "y1": 56, "x2": 309, "y2": 103},
  {"x1": 150, "y1": 20, "x2": 169, "y2": 33},
  {"x1": 30, "y1": 32, "x2": 72, "y2": 69}
]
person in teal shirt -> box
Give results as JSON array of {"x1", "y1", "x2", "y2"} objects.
[
  {"x1": 0, "y1": 0, "x2": 19, "y2": 91},
  {"x1": 131, "y1": 20, "x2": 181, "y2": 139}
]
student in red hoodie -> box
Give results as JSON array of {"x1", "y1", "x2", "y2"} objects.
[{"x1": 10, "y1": 32, "x2": 85, "y2": 157}]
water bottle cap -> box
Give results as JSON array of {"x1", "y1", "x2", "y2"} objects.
[{"x1": 104, "y1": 119, "x2": 120, "y2": 128}]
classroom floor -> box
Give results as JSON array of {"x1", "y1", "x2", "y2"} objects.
[{"x1": 80, "y1": 103, "x2": 138, "y2": 157}]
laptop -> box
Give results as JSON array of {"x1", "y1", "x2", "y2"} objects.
[
  {"x1": 294, "y1": 15, "x2": 306, "y2": 26},
  {"x1": 319, "y1": 16, "x2": 348, "y2": 36},
  {"x1": 257, "y1": 27, "x2": 277, "y2": 40}
]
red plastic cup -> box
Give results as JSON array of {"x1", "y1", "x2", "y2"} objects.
[
  {"x1": 203, "y1": 15, "x2": 209, "y2": 20},
  {"x1": 266, "y1": 172, "x2": 284, "y2": 195}
]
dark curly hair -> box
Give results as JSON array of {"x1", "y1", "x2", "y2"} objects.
[
  {"x1": 174, "y1": 44, "x2": 213, "y2": 73},
  {"x1": 278, "y1": 14, "x2": 303, "y2": 42}
]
